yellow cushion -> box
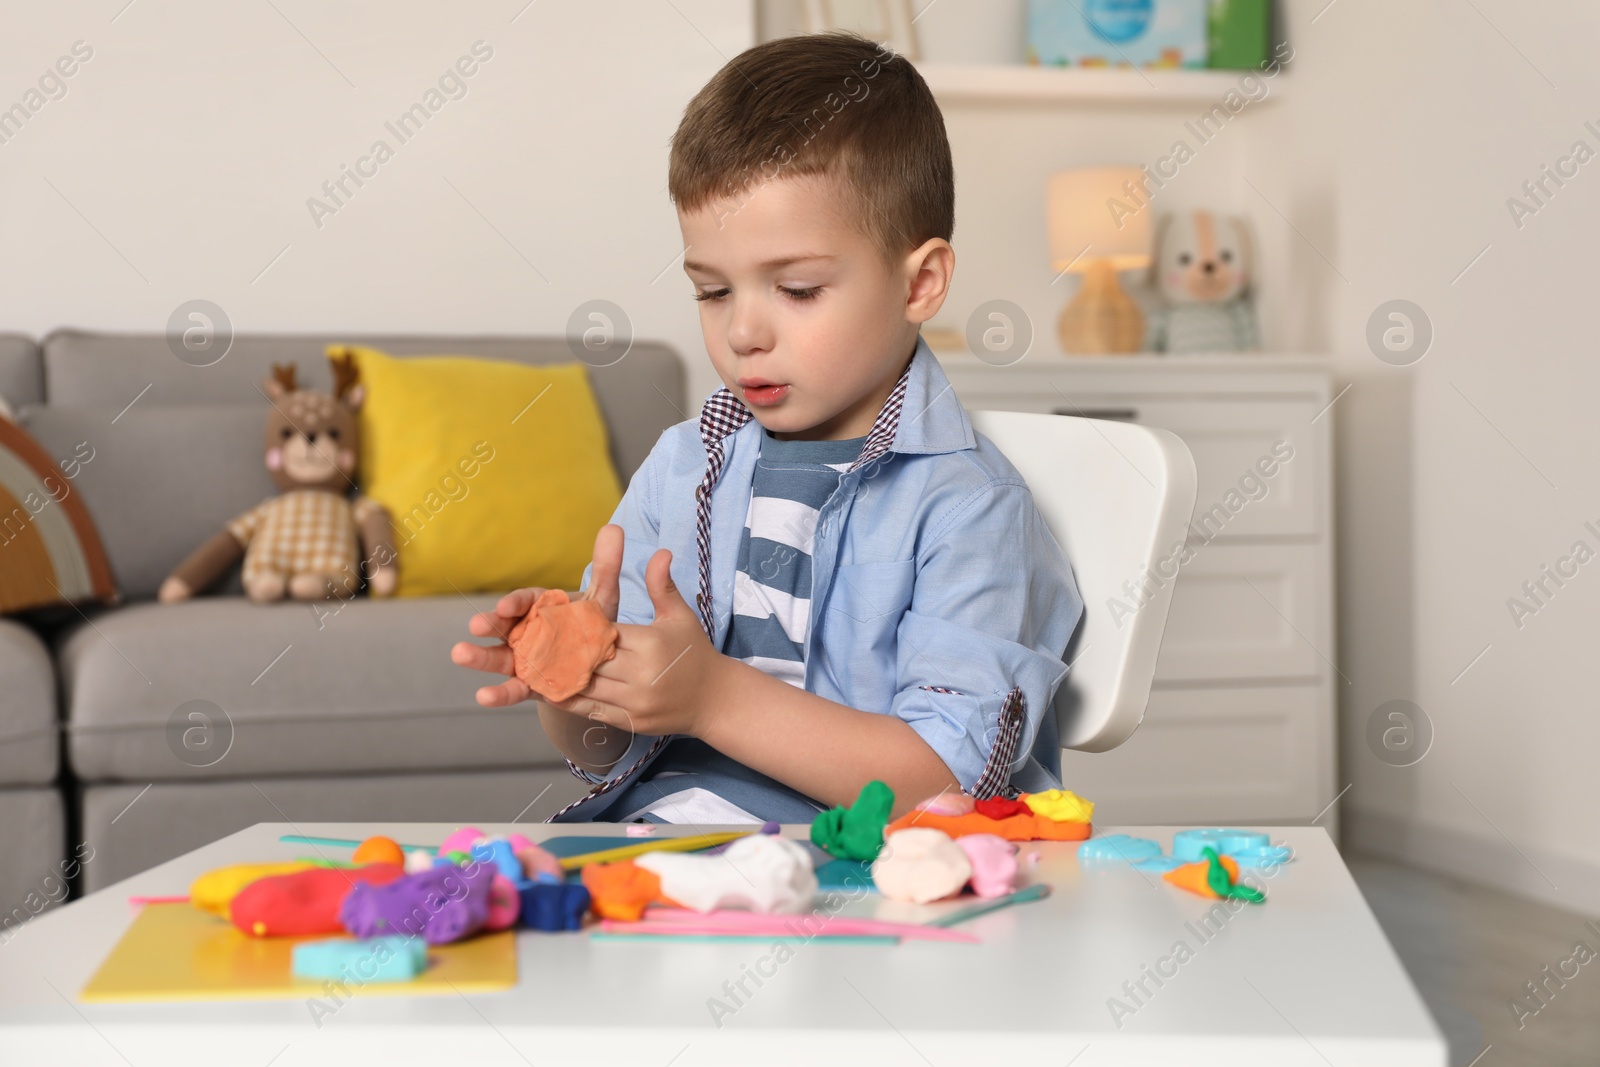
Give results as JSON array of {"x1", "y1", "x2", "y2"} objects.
[{"x1": 335, "y1": 345, "x2": 622, "y2": 598}]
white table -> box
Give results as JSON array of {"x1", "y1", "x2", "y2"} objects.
[{"x1": 0, "y1": 823, "x2": 1445, "y2": 1065}]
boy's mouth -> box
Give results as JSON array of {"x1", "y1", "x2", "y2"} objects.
[{"x1": 738, "y1": 380, "x2": 790, "y2": 407}]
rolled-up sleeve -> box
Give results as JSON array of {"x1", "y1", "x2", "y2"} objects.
[{"x1": 889, "y1": 480, "x2": 1083, "y2": 797}]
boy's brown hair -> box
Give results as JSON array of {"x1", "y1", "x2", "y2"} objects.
[{"x1": 668, "y1": 32, "x2": 954, "y2": 270}]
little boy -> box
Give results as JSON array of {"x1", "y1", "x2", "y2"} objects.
[{"x1": 452, "y1": 32, "x2": 1082, "y2": 824}]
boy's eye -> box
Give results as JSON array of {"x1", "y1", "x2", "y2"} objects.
[{"x1": 692, "y1": 286, "x2": 821, "y2": 302}]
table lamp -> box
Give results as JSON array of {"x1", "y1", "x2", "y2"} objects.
[{"x1": 1047, "y1": 166, "x2": 1152, "y2": 354}]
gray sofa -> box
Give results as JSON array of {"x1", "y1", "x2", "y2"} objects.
[{"x1": 0, "y1": 329, "x2": 685, "y2": 897}]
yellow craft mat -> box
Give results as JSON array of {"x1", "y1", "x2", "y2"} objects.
[{"x1": 80, "y1": 903, "x2": 517, "y2": 1004}]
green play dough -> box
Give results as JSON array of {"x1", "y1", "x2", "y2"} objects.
[
  {"x1": 1203, "y1": 846, "x2": 1265, "y2": 903},
  {"x1": 810, "y1": 780, "x2": 895, "y2": 861}
]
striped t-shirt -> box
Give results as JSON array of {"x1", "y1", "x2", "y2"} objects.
[
  {"x1": 617, "y1": 427, "x2": 867, "y2": 824},
  {"x1": 721, "y1": 428, "x2": 868, "y2": 685}
]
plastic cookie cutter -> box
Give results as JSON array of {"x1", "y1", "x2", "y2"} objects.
[
  {"x1": 1172, "y1": 828, "x2": 1293, "y2": 868},
  {"x1": 1078, "y1": 833, "x2": 1163, "y2": 864}
]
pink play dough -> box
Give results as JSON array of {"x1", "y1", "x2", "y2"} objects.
[{"x1": 954, "y1": 833, "x2": 1019, "y2": 898}]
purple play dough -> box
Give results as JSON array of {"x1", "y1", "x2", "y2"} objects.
[{"x1": 339, "y1": 862, "x2": 496, "y2": 944}]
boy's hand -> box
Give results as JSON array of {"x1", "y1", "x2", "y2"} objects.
[
  {"x1": 449, "y1": 524, "x2": 624, "y2": 708},
  {"x1": 572, "y1": 547, "x2": 730, "y2": 737}
]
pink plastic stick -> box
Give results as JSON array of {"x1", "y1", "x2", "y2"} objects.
[
  {"x1": 599, "y1": 916, "x2": 979, "y2": 943},
  {"x1": 127, "y1": 895, "x2": 189, "y2": 906}
]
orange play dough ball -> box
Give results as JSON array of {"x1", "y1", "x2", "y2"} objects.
[
  {"x1": 581, "y1": 860, "x2": 664, "y2": 921},
  {"x1": 352, "y1": 835, "x2": 406, "y2": 867}
]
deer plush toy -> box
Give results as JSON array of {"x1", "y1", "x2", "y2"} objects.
[{"x1": 158, "y1": 352, "x2": 398, "y2": 605}]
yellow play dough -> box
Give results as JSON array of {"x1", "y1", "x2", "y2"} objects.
[
  {"x1": 1021, "y1": 789, "x2": 1095, "y2": 823},
  {"x1": 189, "y1": 861, "x2": 316, "y2": 921}
]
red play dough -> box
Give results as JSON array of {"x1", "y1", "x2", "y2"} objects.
[
  {"x1": 230, "y1": 864, "x2": 405, "y2": 937},
  {"x1": 507, "y1": 589, "x2": 620, "y2": 702},
  {"x1": 973, "y1": 796, "x2": 1032, "y2": 820}
]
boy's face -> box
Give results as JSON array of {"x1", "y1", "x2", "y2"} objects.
[{"x1": 679, "y1": 173, "x2": 950, "y2": 441}]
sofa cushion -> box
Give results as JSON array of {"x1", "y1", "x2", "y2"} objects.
[
  {"x1": 60, "y1": 596, "x2": 590, "y2": 781},
  {"x1": 78, "y1": 770, "x2": 590, "y2": 892},
  {"x1": 0, "y1": 334, "x2": 42, "y2": 412},
  {"x1": 21, "y1": 405, "x2": 276, "y2": 601},
  {"x1": 0, "y1": 413, "x2": 117, "y2": 615},
  {"x1": 40, "y1": 330, "x2": 684, "y2": 488},
  {"x1": 343, "y1": 345, "x2": 622, "y2": 597},
  {"x1": 0, "y1": 788, "x2": 66, "y2": 929},
  {"x1": 0, "y1": 620, "x2": 58, "y2": 785}
]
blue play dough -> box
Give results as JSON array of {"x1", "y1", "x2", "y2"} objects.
[
  {"x1": 1129, "y1": 855, "x2": 1187, "y2": 872},
  {"x1": 292, "y1": 936, "x2": 426, "y2": 982},
  {"x1": 815, "y1": 858, "x2": 876, "y2": 891},
  {"x1": 470, "y1": 839, "x2": 525, "y2": 881},
  {"x1": 516, "y1": 880, "x2": 591, "y2": 931},
  {"x1": 1079, "y1": 834, "x2": 1164, "y2": 862},
  {"x1": 1171, "y1": 828, "x2": 1271, "y2": 863}
]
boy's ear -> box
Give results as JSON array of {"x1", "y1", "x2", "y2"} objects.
[{"x1": 905, "y1": 238, "x2": 954, "y2": 322}]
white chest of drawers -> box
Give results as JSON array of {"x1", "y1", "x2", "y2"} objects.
[{"x1": 936, "y1": 348, "x2": 1339, "y2": 827}]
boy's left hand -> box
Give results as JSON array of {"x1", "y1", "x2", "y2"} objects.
[{"x1": 561, "y1": 548, "x2": 730, "y2": 738}]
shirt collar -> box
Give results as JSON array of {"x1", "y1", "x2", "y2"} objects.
[{"x1": 696, "y1": 333, "x2": 974, "y2": 462}]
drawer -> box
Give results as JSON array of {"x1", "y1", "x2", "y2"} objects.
[
  {"x1": 1058, "y1": 684, "x2": 1326, "y2": 824},
  {"x1": 1152, "y1": 541, "x2": 1325, "y2": 683},
  {"x1": 956, "y1": 386, "x2": 1322, "y2": 538},
  {"x1": 1067, "y1": 398, "x2": 1320, "y2": 539}
]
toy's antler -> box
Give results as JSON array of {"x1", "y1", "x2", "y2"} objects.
[
  {"x1": 329, "y1": 351, "x2": 360, "y2": 401},
  {"x1": 270, "y1": 363, "x2": 299, "y2": 394}
]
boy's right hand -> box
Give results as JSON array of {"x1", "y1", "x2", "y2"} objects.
[{"x1": 450, "y1": 524, "x2": 624, "y2": 707}]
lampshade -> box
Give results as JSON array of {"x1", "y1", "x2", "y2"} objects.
[{"x1": 1047, "y1": 166, "x2": 1152, "y2": 274}]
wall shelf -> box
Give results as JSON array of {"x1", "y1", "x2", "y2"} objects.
[{"x1": 915, "y1": 62, "x2": 1282, "y2": 105}]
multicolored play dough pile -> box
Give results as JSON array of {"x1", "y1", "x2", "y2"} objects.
[
  {"x1": 804, "y1": 781, "x2": 1095, "y2": 904},
  {"x1": 189, "y1": 827, "x2": 587, "y2": 982},
  {"x1": 173, "y1": 780, "x2": 1097, "y2": 984}
]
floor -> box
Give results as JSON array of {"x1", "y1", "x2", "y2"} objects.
[{"x1": 1347, "y1": 852, "x2": 1600, "y2": 1067}]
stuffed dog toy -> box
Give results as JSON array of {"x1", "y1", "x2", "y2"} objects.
[{"x1": 1146, "y1": 210, "x2": 1259, "y2": 353}]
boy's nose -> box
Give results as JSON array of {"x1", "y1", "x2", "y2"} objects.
[{"x1": 726, "y1": 304, "x2": 771, "y2": 356}]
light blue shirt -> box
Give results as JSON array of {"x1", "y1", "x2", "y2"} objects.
[{"x1": 553, "y1": 333, "x2": 1083, "y2": 822}]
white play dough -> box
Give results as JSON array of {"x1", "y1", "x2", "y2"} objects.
[
  {"x1": 635, "y1": 834, "x2": 818, "y2": 914},
  {"x1": 871, "y1": 828, "x2": 972, "y2": 904}
]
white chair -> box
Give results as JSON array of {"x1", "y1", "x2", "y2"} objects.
[{"x1": 968, "y1": 410, "x2": 1198, "y2": 753}]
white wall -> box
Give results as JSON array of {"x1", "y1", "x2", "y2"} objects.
[
  {"x1": 1282, "y1": 0, "x2": 1600, "y2": 913},
  {"x1": 6, "y1": 0, "x2": 1597, "y2": 910},
  {"x1": 0, "y1": 0, "x2": 751, "y2": 405}
]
